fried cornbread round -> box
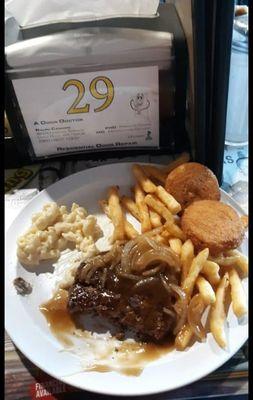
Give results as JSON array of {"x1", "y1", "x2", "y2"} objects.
[
  {"x1": 181, "y1": 200, "x2": 245, "y2": 255},
  {"x1": 165, "y1": 162, "x2": 220, "y2": 210}
]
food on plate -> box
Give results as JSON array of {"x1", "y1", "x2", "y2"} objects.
[
  {"x1": 165, "y1": 162, "x2": 220, "y2": 209},
  {"x1": 132, "y1": 152, "x2": 190, "y2": 188},
  {"x1": 132, "y1": 164, "x2": 157, "y2": 193},
  {"x1": 180, "y1": 239, "x2": 194, "y2": 284},
  {"x1": 145, "y1": 194, "x2": 174, "y2": 222},
  {"x1": 15, "y1": 157, "x2": 247, "y2": 368},
  {"x1": 175, "y1": 323, "x2": 193, "y2": 350},
  {"x1": 108, "y1": 186, "x2": 125, "y2": 242},
  {"x1": 211, "y1": 249, "x2": 248, "y2": 277},
  {"x1": 149, "y1": 209, "x2": 163, "y2": 228},
  {"x1": 134, "y1": 184, "x2": 152, "y2": 233},
  {"x1": 142, "y1": 165, "x2": 167, "y2": 185},
  {"x1": 68, "y1": 236, "x2": 181, "y2": 341},
  {"x1": 13, "y1": 277, "x2": 32, "y2": 295},
  {"x1": 162, "y1": 152, "x2": 190, "y2": 175},
  {"x1": 210, "y1": 273, "x2": 229, "y2": 349},
  {"x1": 121, "y1": 196, "x2": 141, "y2": 221},
  {"x1": 201, "y1": 261, "x2": 220, "y2": 285},
  {"x1": 181, "y1": 200, "x2": 245, "y2": 255},
  {"x1": 156, "y1": 185, "x2": 181, "y2": 214},
  {"x1": 187, "y1": 293, "x2": 206, "y2": 341},
  {"x1": 59, "y1": 162, "x2": 248, "y2": 351},
  {"x1": 168, "y1": 238, "x2": 182, "y2": 256},
  {"x1": 228, "y1": 268, "x2": 247, "y2": 318},
  {"x1": 102, "y1": 188, "x2": 140, "y2": 241},
  {"x1": 181, "y1": 248, "x2": 209, "y2": 298},
  {"x1": 241, "y1": 215, "x2": 248, "y2": 229},
  {"x1": 196, "y1": 276, "x2": 216, "y2": 305},
  {"x1": 124, "y1": 219, "x2": 139, "y2": 240},
  {"x1": 164, "y1": 220, "x2": 186, "y2": 241},
  {"x1": 17, "y1": 202, "x2": 102, "y2": 266}
]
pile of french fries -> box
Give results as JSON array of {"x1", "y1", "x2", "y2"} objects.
[{"x1": 99, "y1": 152, "x2": 248, "y2": 351}]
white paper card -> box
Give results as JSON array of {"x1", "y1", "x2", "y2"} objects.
[
  {"x1": 5, "y1": 0, "x2": 159, "y2": 28},
  {"x1": 12, "y1": 66, "x2": 159, "y2": 157}
]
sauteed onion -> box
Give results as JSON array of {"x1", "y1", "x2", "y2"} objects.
[{"x1": 121, "y1": 236, "x2": 181, "y2": 274}]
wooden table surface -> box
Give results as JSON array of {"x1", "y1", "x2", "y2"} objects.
[{"x1": 5, "y1": 330, "x2": 248, "y2": 400}]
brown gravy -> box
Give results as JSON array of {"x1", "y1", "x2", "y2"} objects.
[
  {"x1": 40, "y1": 289, "x2": 75, "y2": 347},
  {"x1": 40, "y1": 289, "x2": 175, "y2": 376},
  {"x1": 87, "y1": 365, "x2": 144, "y2": 377}
]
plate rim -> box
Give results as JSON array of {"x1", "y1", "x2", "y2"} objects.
[{"x1": 5, "y1": 162, "x2": 248, "y2": 396}]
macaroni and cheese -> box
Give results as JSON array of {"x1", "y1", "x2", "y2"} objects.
[{"x1": 17, "y1": 202, "x2": 102, "y2": 266}]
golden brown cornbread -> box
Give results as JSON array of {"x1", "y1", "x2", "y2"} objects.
[
  {"x1": 181, "y1": 200, "x2": 245, "y2": 255},
  {"x1": 165, "y1": 162, "x2": 220, "y2": 210}
]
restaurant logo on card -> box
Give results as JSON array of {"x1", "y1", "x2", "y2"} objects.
[{"x1": 30, "y1": 379, "x2": 77, "y2": 399}]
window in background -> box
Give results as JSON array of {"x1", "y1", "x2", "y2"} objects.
[{"x1": 222, "y1": 3, "x2": 248, "y2": 213}]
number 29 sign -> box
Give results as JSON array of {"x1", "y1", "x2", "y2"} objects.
[
  {"x1": 12, "y1": 66, "x2": 159, "y2": 157},
  {"x1": 62, "y1": 76, "x2": 114, "y2": 114}
]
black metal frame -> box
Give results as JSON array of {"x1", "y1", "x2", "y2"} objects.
[
  {"x1": 205, "y1": 0, "x2": 235, "y2": 184},
  {"x1": 5, "y1": 3, "x2": 190, "y2": 168},
  {"x1": 192, "y1": 0, "x2": 235, "y2": 184}
]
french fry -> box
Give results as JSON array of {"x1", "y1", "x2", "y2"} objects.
[
  {"x1": 202, "y1": 260, "x2": 220, "y2": 285},
  {"x1": 182, "y1": 248, "x2": 209, "y2": 298},
  {"x1": 99, "y1": 199, "x2": 110, "y2": 217},
  {"x1": 229, "y1": 268, "x2": 247, "y2": 318},
  {"x1": 149, "y1": 209, "x2": 163, "y2": 228},
  {"x1": 187, "y1": 294, "x2": 206, "y2": 341},
  {"x1": 121, "y1": 196, "x2": 141, "y2": 221},
  {"x1": 162, "y1": 152, "x2": 190, "y2": 174},
  {"x1": 142, "y1": 165, "x2": 167, "y2": 185},
  {"x1": 210, "y1": 273, "x2": 229, "y2": 349},
  {"x1": 225, "y1": 250, "x2": 248, "y2": 277},
  {"x1": 132, "y1": 164, "x2": 157, "y2": 193},
  {"x1": 175, "y1": 324, "x2": 194, "y2": 351},
  {"x1": 134, "y1": 184, "x2": 152, "y2": 233},
  {"x1": 145, "y1": 194, "x2": 174, "y2": 223},
  {"x1": 100, "y1": 198, "x2": 139, "y2": 240},
  {"x1": 211, "y1": 250, "x2": 248, "y2": 277},
  {"x1": 196, "y1": 276, "x2": 216, "y2": 305},
  {"x1": 134, "y1": 183, "x2": 145, "y2": 203},
  {"x1": 241, "y1": 215, "x2": 248, "y2": 229},
  {"x1": 108, "y1": 186, "x2": 125, "y2": 242},
  {"x1": 154, "y1": 234, "x2": 167, "y2": 245},
  {"x1": 160, "y1": 229, "x2": 170, "y2": 240},
  {"x1": 209, "y1": 254, "x2": 240, "y2": 266},
  {"x1": 180, "y1": 239, "x2": 194, "y2": 284},
  {"x1": 124, "y1": 220, "x2": 139, "y2": 240},
  {"x1": 144, "y1": 227, "x2": 164, "y2": 237},
  {"x1": 169, "y1": 238, "x2": 182, "y2": 256},
  {"x1": 156, "y1": 185, "x2": 181, "y2": 214},
  {"x1": 164, "y1": 220, "x2": 186, "y2": 241}
]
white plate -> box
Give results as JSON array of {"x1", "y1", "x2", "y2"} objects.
[{"x1": 5, "y1": 162, "x2": 248, "y2": 397}]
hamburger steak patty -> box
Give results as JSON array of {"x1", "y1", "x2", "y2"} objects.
[{"x1": 68, "y1": 249, "x2": 179, "y2": 341}]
